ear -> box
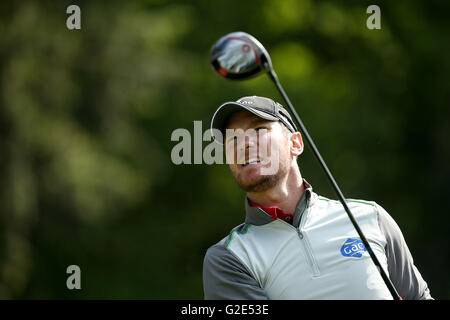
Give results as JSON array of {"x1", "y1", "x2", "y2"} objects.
[{"x1": 290, "y1": 132, "x2": 304, "y2": 157}]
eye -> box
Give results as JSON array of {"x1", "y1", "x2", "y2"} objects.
[{"x1": 255, "y1": 126, "x2": 270, "y2": 134}]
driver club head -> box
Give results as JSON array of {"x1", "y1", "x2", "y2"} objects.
[{"x1": 210, "y1": 31, "x2": 273, "y2": 80}]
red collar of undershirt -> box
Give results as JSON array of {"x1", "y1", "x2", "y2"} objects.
[{"x1": 248, "y1": 199, "x2": 294, "y2": 224}]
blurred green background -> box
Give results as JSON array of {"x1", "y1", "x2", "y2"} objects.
[{"x1": 0, "y1": 0, "x2": 449, "y2": 299}]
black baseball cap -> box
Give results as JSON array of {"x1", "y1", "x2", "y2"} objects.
[{"x1": 210, "y1": 95, "x2": 298, "y2": 144}]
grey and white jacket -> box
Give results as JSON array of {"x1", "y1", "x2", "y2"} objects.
[{"x1": 203, "y1": 181, "x2": 432, "y2": 300}]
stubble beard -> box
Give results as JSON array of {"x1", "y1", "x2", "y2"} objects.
[{"x1": 230, "y1": 154, "x2": 290, "y2": 193}]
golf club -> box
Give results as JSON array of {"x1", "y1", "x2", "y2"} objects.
[{"x1": 210, "y1": 31, "x2": 402, "y2": 300}]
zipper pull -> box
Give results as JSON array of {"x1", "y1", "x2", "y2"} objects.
[{"x1": 296, "y1": 228, "x2": 304, "y2": 239}]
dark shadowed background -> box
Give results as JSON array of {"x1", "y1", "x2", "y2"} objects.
[{"x1": 0, "y1": 0, "x2": 449, "y2": 299}]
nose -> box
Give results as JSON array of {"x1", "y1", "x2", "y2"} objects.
[
  {"x1": 244, "y1": 133, "x2": 257, "y2": 149},
  {"x1": 226, "y1": 129, "x2": 260, "y2": 165},
  {"x1": 242, "y1": 131, "x2": 259, "y2": 162}
]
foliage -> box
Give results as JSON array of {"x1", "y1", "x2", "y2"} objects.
[{"x1": 0, "y1": 0, "x2": 449, "y2": 299}]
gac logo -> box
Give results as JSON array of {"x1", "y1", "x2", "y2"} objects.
[{"x1": 340, "y1": 238, "x2": 367, "y2": 258}]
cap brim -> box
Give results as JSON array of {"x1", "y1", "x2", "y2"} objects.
[{"x1": 210, "y1": 102, "x2": 279, "y2": 144}]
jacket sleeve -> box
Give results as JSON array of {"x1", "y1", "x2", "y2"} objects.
[
  {"x1": 203, "y1": 244, "x2": 269, "y2": 300},
  {"x1": 376, "y1": 204, "x2": 433, "y2": 300}
]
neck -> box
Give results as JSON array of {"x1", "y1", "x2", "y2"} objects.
[{"x1": 247, "y1": 163, "x2": 304, "y2": 213}]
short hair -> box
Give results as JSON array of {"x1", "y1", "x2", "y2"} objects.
[{"x1": 280, "y1": 121, "x2": 292, "y2": 138}]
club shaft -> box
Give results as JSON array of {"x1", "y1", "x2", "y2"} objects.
[{"x1": 267, "y1": 69, "x2": 401, "y2": 300}]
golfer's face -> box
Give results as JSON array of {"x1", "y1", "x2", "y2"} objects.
[{"x1": 224, "y1": 111, "x2": 289, "y2": 192}]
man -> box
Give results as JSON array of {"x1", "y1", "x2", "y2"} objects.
[{"x1": 203, "y1": 95, "x2": 432, "y2": 300}]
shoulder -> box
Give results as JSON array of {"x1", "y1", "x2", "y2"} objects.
[
  {"x1": 203, "y1": 223, "x2": 256, "y2": 287},
  {"x1": 315, "y1": 194, "x2": 378, "y2": 215},
  {"x1": 315, "y1": 194, "x2": 377, "y2": 207},
  {"x1": 204, "y1": 223, "x2": 251, "y2": 260}
]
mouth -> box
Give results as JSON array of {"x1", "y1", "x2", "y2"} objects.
[{"x1": 241, "y1": 157, "x2": 261, "y2": 167}]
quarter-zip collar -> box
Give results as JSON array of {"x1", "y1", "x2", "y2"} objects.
[{"x1": 244, "y1": 179, "x2": 313, "y2": 227}]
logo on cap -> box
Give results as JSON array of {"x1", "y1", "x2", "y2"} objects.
[
  {"x1": 238, "y1": 99, "x2": 254, "y2": 105},
  {"x1": 340, "y1": 238, "x2": 367, "y2": 258}
]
